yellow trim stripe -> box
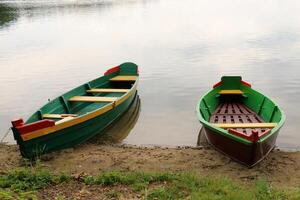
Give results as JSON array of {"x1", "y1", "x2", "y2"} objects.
[
  {"x1": 22, "y1": 103, "x2": 114, "y2": 141},
  {"x1": 21, "y1": 77, "x2": 138, "y2": 141}
]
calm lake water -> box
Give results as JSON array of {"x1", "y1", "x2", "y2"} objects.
[{"x1": 1, "y1": 0, "x2": 300, "y2": 149}]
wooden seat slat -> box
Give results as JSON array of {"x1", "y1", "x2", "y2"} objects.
[
  {"x1": 69, "y1": 96, "x2": 118, "y2": 102},
  {"x1": 110, "y1": 76, "x2": 137, "y2": 81},
  {"x1": 213, "y1": 123, "x2": 277, "y2": 129},
  {"x1": 42, "y1": 114, "x2": 78, "y2": 119},
  {"x1": 55, "y1": 117, "x2": 75, "y2": 125},
  {"x1": 86, "y1": 88, "x2": 129, "y2": 93},
  {"x1": 219, "y1": 90, "x2": 244, "y2": 95}
]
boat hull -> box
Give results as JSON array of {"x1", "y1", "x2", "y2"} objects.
[
  {"x1": 203, "y1": 125, "x2": 280, "y2": 167},
  {"x1": 13, "y1": 91, "x2": 137, "y2": 158}
]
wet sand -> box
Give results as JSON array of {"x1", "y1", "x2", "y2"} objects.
[{"x1": 1, "y1": 143, "x2": 300, "y2": 188}]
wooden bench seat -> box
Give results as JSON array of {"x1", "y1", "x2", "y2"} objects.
[
  {"x1": 69, "y1": 96, "x2": 118, "y2": 102},
  {"x1": 43, "y1": 114, "x2": 78, "y2": 119},
  {"x1": 55, "y1": 116, "x2": 75, "y2": 125},
  {"x1": 218, "y1": 90, "x2": 244, "y2": 95},
  {"x1": 110, "y1": 76, "x2": 137, "y2": 82},
  {"x1": 86, "y1": 88, "x2": 129, "y2": 93},
  {"x1": 213, "y1": 123, "x2": 277, "y2": 129}
]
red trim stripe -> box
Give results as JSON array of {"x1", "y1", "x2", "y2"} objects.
[
  {"x1": 11, "y1": 118, "x2": 24, "y2": 128},
  {"x1": 12, "y1": 119, "x2": 55, "y2": 135},
  {"x1": 259, "y1": 129, "x2": 271, "y2": 138},
  {"x1": 104, "y1": 66, "x2": 120, "y2": 75},
  {"x1": 228, "y1": 128, "x2": 271, "y2": 143},
  {"x1": 241, "y1": 80, "x2": 251, "y2": 88},
  {"x1": 213, "y1": 81, "x2": 222, "y2": 88},
  {"x1": 229, "y1": 129, "x2": 253, "y2": 142}
]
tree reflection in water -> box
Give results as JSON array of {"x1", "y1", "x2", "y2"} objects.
[{"x1": 0, "y1": 4, "x2": 18, "y2": 28}]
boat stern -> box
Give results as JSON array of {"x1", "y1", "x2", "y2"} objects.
[{"x1": 11, "y1": 118, "x2": 55, "y2": 143}]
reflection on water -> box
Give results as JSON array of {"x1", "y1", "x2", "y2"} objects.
[
  {"x1": 197, "y1": 127, "x2": 209, "y2": 147},
  {"x1": 3, "y1": 0, "x2": 115, "y2": 19},
  {"x1": 0, "y1": 4, "x2": 18, "y2": 28},
  {"x1": 1, "y1": 0, "x2": 300, "y2": 148},
  {"x1": 90, "y1": 94, "x2": 141, "y2": 144}
]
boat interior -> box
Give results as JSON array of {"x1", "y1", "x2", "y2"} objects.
[
  {"x1": 199, "y1": 76, "x2": 283, "y2": 141},
  {"x1": 210, "y1": 100, "x2": 274, "y2": 139},
  {"x1": 27, "y1": 75, "x2": 138, "y2": 125}
]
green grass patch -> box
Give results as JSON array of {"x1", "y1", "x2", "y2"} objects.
[
  {"x1": 83, "y1": 171, "x2": 175, "y2": 192},
  {"x1": 0, "y1": 167, "x2": 53, "y2": 191},
  {"x1": 1, "y1": 167, "x2": 300, "y2": 199},
  {"x1": 105, "y1": 189, "x2": 120, "y2": 199},
  {"x1": 0, "y1": 189, "x2": 37, "y2": 200}
]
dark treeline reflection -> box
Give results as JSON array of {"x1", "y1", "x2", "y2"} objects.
[
  {"x1": 0, "y1": 1, "x2": 117, "y2": 24},
  {"x1": 0, "y1": 4, "x2": 18, "y2": 28}
]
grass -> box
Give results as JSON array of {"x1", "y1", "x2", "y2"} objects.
[
  {"x1": 105, "y1": 189, "x2": 120, "y2": 199},
  {"x1": 0, "y1": 189, "x2": 37, "y2": 200},
  {"x1": 83, "y1": 171, "x2": 174, "y2": 189},
  {"x1": 0, "y1": 167, "x2": 300, "y2": 199},
  {"x1": 0, "y1": 167, "x2": 53, "y2": 191}
]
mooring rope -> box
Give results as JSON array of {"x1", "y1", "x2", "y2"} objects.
[{"x1": 1, "y1": 127, "x2": 11, "y2": 143}]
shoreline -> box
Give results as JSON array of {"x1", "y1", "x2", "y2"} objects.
[{"x1": 1, "y1": 143, "x2": 300, "y2": 188}]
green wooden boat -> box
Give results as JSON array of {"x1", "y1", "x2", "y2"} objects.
[
  {"x1": 11, "y1": 62, "x2": 139, "y2": 158},
  {"x1": 196, "y1": 76, "x2": 285, "y2": 167}
]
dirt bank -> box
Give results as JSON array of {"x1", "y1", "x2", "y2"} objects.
[{"x1": 0, "y1": 143, "x2": 300, "y2": 187}]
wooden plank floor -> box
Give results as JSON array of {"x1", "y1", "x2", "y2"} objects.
[{"x1": 210, "y1": 103, "x2": 270, "y2": 136}]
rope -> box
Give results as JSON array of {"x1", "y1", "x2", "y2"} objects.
[{"x1": 1, "y1": 127, "x2": 11, "y2": 143}]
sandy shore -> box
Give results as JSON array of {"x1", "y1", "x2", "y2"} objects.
[{"x1": 1, "y1": 143, "x2": 300, "y2": 188}]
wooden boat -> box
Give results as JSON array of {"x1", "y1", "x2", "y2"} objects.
[
  {"x1": 11, "y1": 62, "x2": 139, "y2": 158},
  {"x1": 196, "y1": 76, "x2": 285, "y2": 167}
]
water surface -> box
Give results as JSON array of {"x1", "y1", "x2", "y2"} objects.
[{"x1": 1, "y1": 0, "x2": 300, "y2": 149}]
